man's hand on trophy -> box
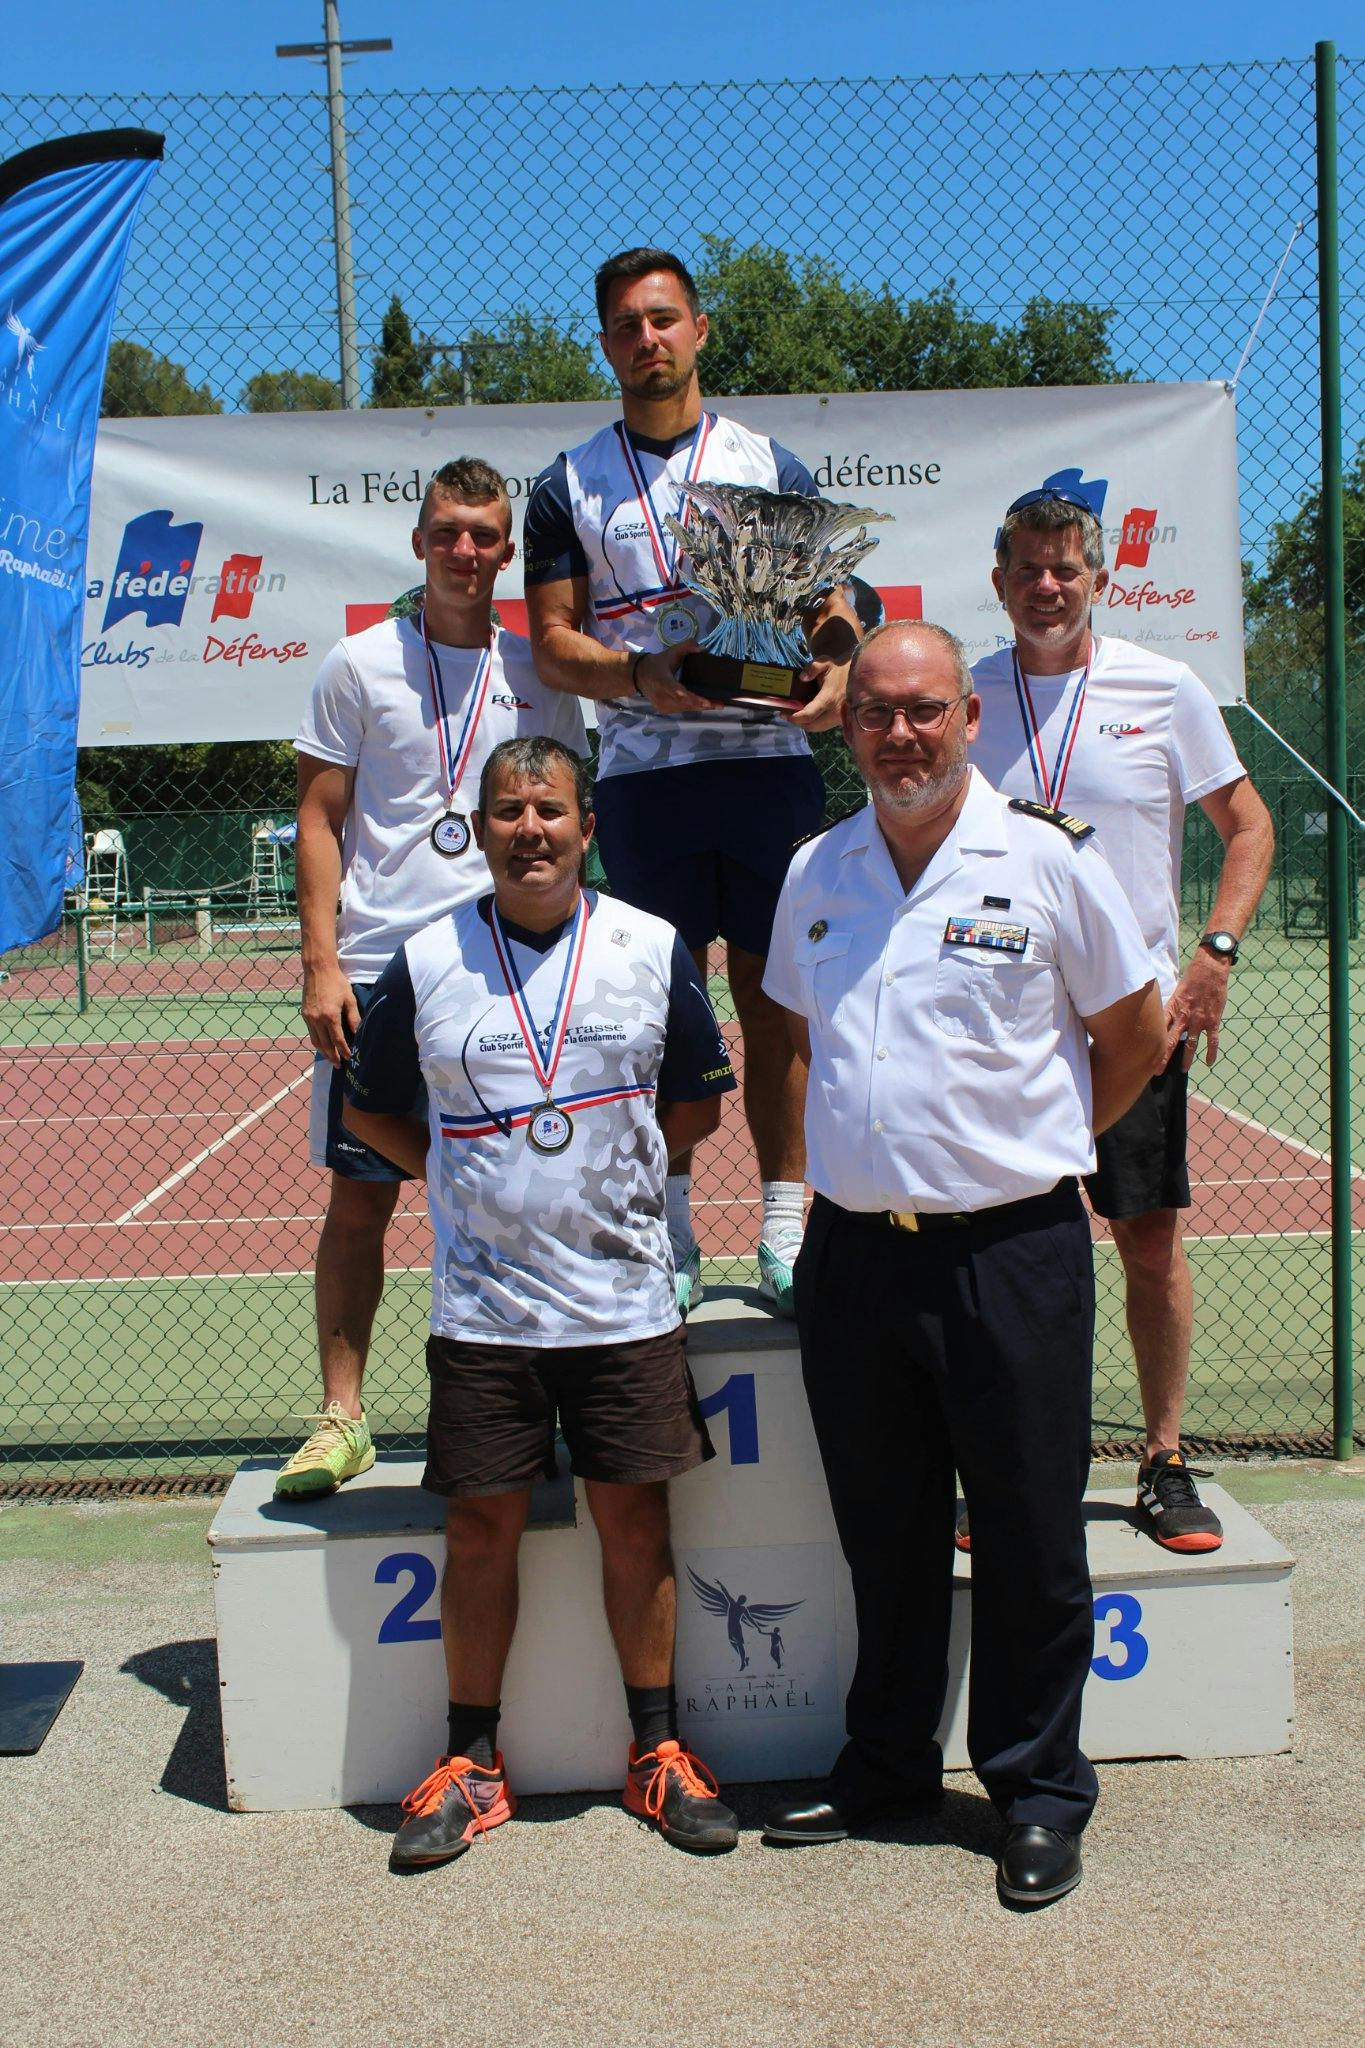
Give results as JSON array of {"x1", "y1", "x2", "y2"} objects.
[
  {"x1": 789, "y1": 656, "x2": 851, "y2": 731},
  {"x1": 633, "y1": 643, "x2": 712, "y2": 715}
]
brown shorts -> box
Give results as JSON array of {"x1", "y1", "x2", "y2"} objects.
[{"x1": 422, "y1": 1326, "x2": 715, "y2": 1498}]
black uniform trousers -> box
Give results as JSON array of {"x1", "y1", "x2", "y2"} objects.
[{"x1": 794, "y1": 1182, "x2": 1099, "y2": 1835}]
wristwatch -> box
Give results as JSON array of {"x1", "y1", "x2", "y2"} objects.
[{"x1": 1199, "y1": 930, "x2": 1240, "y2": 965}]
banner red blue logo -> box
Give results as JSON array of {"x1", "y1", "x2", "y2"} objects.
[{"x1": 0, "y1": 129, "x2": 162, "y2": 953}]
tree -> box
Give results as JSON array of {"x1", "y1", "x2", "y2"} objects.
[
  {"x1": 101, "y1": 341, "x2": 221, "y2": 418},
  {"x1": 1244, "y1": 442, "x2": 1365, "y2": 644},
  {"x1": 691, "y1": 237, "x2": 1130, "y2": 396},
  {"x1": 242, "y1": 368, "x2": 341, "y2": 413},
  {"x1": 369, "y1": 294, "x2": 432, "y2": 408},
  {"x1": 428, "y1": 312, "x2": 613, "y2": 406}
]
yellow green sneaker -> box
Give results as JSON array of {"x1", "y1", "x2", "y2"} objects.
[{"x1": 274, "y1": 1401, "x2": 375, "y2": 1499}]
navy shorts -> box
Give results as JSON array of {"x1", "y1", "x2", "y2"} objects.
[
  {"x1": 592, "y1": 755, "x2": 825, "y2": 956},
  {"x1": 308, "y1": 980, "x2": 428, "y2": 1182},
  {"x1": 1084, "y1": 1047, "x2": 1190, "y2": 1220}
]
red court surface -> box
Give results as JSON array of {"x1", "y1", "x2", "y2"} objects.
[{"x1": 4, "y1": 1032, "x2": 1361, "y2": 1287}]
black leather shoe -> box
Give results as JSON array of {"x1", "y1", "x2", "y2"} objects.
[
  {"x1": 996, "y1": 1824, "x2": 1083, "y2": 1907},
  {"x1": 762, "y1": 1775, "x2": 942, "y2": 1843}
]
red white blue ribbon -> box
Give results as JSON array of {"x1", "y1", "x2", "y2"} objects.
[
  {"x1": 1010, "y1": 639, "x2": 1093, "y2": 810},
  {"x1": 488, "y1": 891, "x2": 590, "y2": 1100},
  {"x1": 613, "y1": 411, "x2": 714, "y2": 594},
  {"x1": 440, "y1": 1081, "x2": 655, "y2": 1141},
  {"x1": 422, "y1": 615, "x2": 493, "y2": 809}
]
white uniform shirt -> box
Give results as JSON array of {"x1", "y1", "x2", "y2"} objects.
[
  {"x1": 970, "y1": 635, "x2": 1244, "y2": 1000},
  {"x1": 542, "y1": 412, "x2": 814, "y2": 782},
  {"x1": 295, "y1": 617, "x2": 586, "y2": 979},
  {"x1": 345, "y1": 892, "x2": 735, "y2": 1346},
  {"x1": 763, "y1": 768, "x2": 1155, "y2": 1213}
]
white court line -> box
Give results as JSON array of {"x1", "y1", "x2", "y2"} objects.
[
  {"x1": 1189, "y1": 1094, "x2": 1349, "y2": 1172},
  {"x1": 113, "y1": 1069, "x2": 312, "y2": 1224},
  {"x1": 1, "y1": 1232, "x2": 1342, "y2": 1291},
  {"x1": 2, "y1": 1111, "x2": 232, "y2": 1129}
]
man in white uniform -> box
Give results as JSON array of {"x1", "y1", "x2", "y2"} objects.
[
  {"x1": 343, "y1": 736, "x2": 741, "y2": 1866},
  {"x1": 760, "y1": 621, "x2": 1164, "y2": 1907},
  {"x1": 524, "y1": 247, "x2": 858, "y2": 1318},
  {"x1": 971, "y1": 486, "x2": 1274, "y2": 1551},
  {"x1": 276, "y1": 459, "x2": 585, "y2": 1499}
]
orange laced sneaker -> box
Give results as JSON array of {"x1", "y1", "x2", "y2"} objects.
[
  {"x1": 623, "y1": 1738, "x2": 739, "y2": 1853},
  {"x1": 390, "y1": 1752, "x2": 515, "y2": 1869}
]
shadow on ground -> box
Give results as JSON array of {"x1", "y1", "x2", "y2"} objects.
[{"x1": 121, "y1": 1638, "x2": 228, "y2": 1812}]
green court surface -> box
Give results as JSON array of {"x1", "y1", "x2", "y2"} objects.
[{"x1": 0, "y1": 1238, "x2": 1352, "y2": 1477}]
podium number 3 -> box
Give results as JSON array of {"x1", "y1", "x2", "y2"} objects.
[
  {"x1": 1091, "y1": 1591, "x2": 1148, "y2": 1680},
  {"x1": 376, "y1": 1551, "x2": 442, "y2": 1643}
]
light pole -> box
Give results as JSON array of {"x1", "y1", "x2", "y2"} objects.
[{"x1": 276, "y1": 2, "x2": 391, "y2": 409}]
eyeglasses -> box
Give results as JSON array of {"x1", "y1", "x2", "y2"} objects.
[
  {"x1": 848, "y1": 694, "x2": 969, "y2": 735},
  {"x1": 1001, "y1": 485, "x2": 1099, "y2": 521}
]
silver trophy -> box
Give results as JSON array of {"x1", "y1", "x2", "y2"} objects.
[{"x1": 663, "y1": 483, "x2": 892, "y2": 708}]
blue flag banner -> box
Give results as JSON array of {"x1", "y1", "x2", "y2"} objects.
[{"x1": 0, "y1": 129, "x2": 162, "y2": 953}]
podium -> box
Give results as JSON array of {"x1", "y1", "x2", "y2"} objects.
[{"x1": 210, "y1": 1296, "x2": 1294, "y2": 1811}]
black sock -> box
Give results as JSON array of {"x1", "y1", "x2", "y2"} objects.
[
  {"x1": 625, "y1": 1682, "x2": 678, "y2": 1753},
  {"x1": 447, "y1": 1700, "x2": 500, "y2": 1768}
]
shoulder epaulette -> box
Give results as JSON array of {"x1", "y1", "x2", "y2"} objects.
[
  {"x1": 793, "y1": 804, "x2": 864, "y2": 852},
  {"x1": 1008, "y1": 796, "x2": 1095, "y2": 843}
]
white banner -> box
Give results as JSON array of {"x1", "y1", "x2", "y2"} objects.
[{"x1": 79, "y1": 382, "x2": 1244, "y2": 743}]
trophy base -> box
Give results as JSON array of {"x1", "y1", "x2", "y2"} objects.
[{"x1": 681, "y1": 651, "x2": 813, "y2": 712}]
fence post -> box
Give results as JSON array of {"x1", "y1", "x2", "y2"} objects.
[
  {"x1": 1315, "y1": 39, "x2": 1355, "y2": 1460},
  {"x1": 74, "y1": 907, "x2": 89, "y2": 1015}
]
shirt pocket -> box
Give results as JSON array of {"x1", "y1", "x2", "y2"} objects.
[
  {"x1": 792, "y1": 929, "x2": 854, "y2": 1035},
  {"x1": 931, "y1": 938, "x2": 1046, "y2": 1045}
]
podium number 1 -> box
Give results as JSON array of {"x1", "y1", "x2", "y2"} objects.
[{"x1": 698, "y1": 1372, "x2": 759, "y2": 1464}]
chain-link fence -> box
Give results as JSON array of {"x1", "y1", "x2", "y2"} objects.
[{"x1": 1, "y1": 57, "x2": 1361, "y2": 1475}]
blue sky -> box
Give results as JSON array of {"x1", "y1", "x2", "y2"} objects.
[{"x1": 0, "y1": 2, "x2": 1352, "y2": 95}]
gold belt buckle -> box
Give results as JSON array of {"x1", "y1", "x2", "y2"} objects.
[{"x1": 888, "y1": 1210, "x2": 920, "y2": 1233}]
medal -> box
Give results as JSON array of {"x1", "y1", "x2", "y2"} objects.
[
  {"x1": 656, "y1": 598, "x2": 700, "y2": 648},
  {"x1": 527, "y1": 1102, "x2": 574, "y2": 1154},
  {"x1": 423, "y1": 616, "x2": 493, "y2": 835},
  {"x1": 430, "y1": 810, "x2": 471, "y2": 858},
  {"x1": 609, "y1": 414, "x2": 714, "y2": 638},
  {"x1": 1010, "y1": 638, "x2": 1094, "y2": 811},
  {"x1": 490, "y1": 895, "x2": 590, "y2": 1153}
]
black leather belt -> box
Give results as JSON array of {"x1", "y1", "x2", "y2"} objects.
[{"x1": 830, "y1": 1180, "x2": 1077, "y2": 1234}]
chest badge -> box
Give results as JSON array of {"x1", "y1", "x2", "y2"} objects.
[
  {"x1": 944, "y1": 915, "x2": 1029, "y2": 955},
  {"x1": 807, "y1": 919, "x2": 829, "y2": 943}
]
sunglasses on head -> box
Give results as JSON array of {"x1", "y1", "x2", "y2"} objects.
[{"x1": 1002, "y1": 486, "x2": 1098, "y2": 520}]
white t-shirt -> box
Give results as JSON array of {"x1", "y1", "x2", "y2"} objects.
[
  {"x1": 295, "y1": 617, "x2": 586, "y2": 978},
  {"x1": 344, "y1": 892, "x2": 736, "y2": 1346},
  {"x1": 763, "y1": 768, "x2": 1155, "y2": 1213},
  {"x1": 970, "y1": 635, "x2": 1244, "y2": 999}
]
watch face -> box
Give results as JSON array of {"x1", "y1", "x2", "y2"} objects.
[{"x1": 1203, "y1": 932, "x2": 1237, "y2": 960}]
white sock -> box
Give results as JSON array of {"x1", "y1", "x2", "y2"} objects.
[
  {"x1": 761, "y1": 1180, "x2": 805, "y2": 1254},
  {"x1": 665, "y1": 1174, "x2": 695, "y2": 1253}
]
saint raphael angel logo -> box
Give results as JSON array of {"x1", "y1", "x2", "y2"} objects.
[{"x1": 686, "y1": 1564, "x2": 804, "y2": 1674}]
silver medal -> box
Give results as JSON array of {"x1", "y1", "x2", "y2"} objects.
[
  {"x1": 431, "y1": 811, "x2": 471, "y2": 858},
  {"x1": 527, "y1": 1102, "x2": 573, "y2": 1155},
  {"x1": 656, "y1": 599, "x2": 700, "y2": 649}
]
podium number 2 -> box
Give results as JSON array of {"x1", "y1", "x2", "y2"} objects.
[
  {"x1": 1091, "y1": 1592, "x2": 1148, "y2": 1680},
  {"x1": 376, "y1": 1551, "x2": 442, "y2": 1643},
  {"x1": 698, "y1": 1372, "x2": 759, "y2": 1464}
]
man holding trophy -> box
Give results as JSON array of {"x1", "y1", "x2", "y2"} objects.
[{"x1": 524, "y1": 247, "x2": 860, "y2": 1316}]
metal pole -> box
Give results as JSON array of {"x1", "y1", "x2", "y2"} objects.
[
  {"x1": 1315, "y1": 40, "x2": 1354, "y2": 1461},
  {"x1": 323, "y1": 0, "x2": 361, "y2": 408}
]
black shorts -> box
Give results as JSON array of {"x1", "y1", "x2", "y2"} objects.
[
  {"x1": 592, "y1": 755, "x2": 825, "y2": 956},
  {"x1": 421, "y1": 1327, "x2": 715, "y2": 1497},
  {"x1": 1084, "y1": 1048, "x2": 1191, "y2": 1221}
]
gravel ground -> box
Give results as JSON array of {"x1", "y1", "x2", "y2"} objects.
[{"x1": 1, "y1": 1469, "x2": 1361, "y2": 2048}]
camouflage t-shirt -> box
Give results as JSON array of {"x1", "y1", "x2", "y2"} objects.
[{"x1": 344, "y1": 890, "x2": 735, "y2": 1345}]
